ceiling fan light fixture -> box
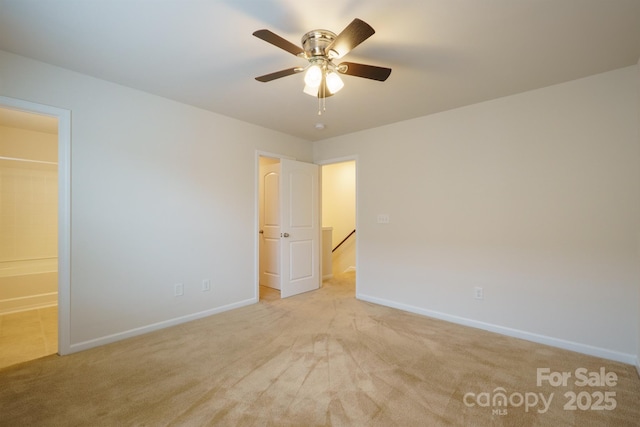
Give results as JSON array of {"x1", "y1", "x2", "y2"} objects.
[
  {"x1": 325, "y1": 71, "x2": 344, "y2": 94},
  {"x1": 253, "y1": 19, "x2": 391, "y2": 114},
  {"x1": 303, "y1": 84, "x2": 319, "y2": 97},
  {"x1": 304, "y1": 64, "x2": 323, "y2": 87}
]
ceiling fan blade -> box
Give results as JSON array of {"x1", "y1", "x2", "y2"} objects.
[
  {"x1": 255, "y1": 67, "x2": 303, "y2": 82},
  {"x1": 325, "y1": 18, "x2": 375, "y2": 59},
  {"x1": 253, "y1": 29, "x2": 304, "y2": 57},
  {"x1": 339, "y1": 62, "x2": 392, "y2": 81}
]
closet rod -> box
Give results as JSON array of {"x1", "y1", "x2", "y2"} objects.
[{"x1": 0, "y1": 156, "x2": 57, "y2": 165}]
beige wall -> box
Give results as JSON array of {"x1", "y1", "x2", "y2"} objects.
[
  {"x1": 0, "y1": 125, "x2": 57, "y2": 162},
  {"x1": 0, "y1": 125, "x2": 58, "y2": 263},
  {"x1": 314, "y1": 66, "x2": 640, "y2": 364},
  {"x1": 0, "y1": 49, "x2": 312, "y2": 350}
]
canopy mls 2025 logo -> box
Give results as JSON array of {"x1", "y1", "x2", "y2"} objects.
[{"x1": 463, "y1": 367, "x2": 618, "y2": 416}]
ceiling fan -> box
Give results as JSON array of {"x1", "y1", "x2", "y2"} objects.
[{"x1": 253, "y1": 18, "x2": 392, "y2": 106}]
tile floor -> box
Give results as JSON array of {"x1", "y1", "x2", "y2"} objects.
[{"x1": 0, "y1": 306, "x2": 58, "y2": 369}]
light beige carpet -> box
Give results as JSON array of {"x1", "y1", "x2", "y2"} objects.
[{"x1": 1, "y1": 272, "x2": 639, "y2": 426}]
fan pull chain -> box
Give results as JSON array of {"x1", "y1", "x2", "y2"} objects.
[
  {"x1": 317, "y1": 77, "x2": 326, "y2": 115},
  {"x1": 318, "y1": 97, "x2": 326, "y2": 115}
]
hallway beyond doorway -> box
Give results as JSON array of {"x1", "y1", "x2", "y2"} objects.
[{"x1": 0, "y1": 306, "x2": 58, "y2": 368}]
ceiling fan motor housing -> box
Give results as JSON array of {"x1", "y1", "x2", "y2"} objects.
[{"x1": 302, "y1": 30, "x2": 337, "y2": 58}]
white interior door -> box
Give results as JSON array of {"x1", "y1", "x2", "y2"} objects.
[
  {"x1": 259, "y1": 162, "x2": 281, "y2": 289},
  {"x1": 280, "y1": 159, "x2": 320, "y2": 298}
]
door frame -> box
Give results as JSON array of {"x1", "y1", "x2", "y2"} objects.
[
  {"x1": 316, "y1": 155, "x2": 358, "y2": 296},
  {"x1": 0, "y1": 96, "x2": 71, "y2": 355}
]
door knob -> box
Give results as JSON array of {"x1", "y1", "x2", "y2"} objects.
[
  {"x1": 259, "y1": 230, "x2": 264, "y2": 234},
  {"x1": 283, "y1": 232, "x2": 290, "y2": 238}
]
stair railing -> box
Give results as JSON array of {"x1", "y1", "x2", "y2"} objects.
[{"x1": 332, "y1": 229, "x2": 356, "y2": 253}]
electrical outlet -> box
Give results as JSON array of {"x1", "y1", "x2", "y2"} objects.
[
  {"x1": 202, "y1": 279, "x2": 211, "y2": 292},
  {"x1": 474, "y1": 287, "x2": 484, "y2": 300},
  {"x1": 174, "y1": 283, "x2": 184, "y2": 297}
]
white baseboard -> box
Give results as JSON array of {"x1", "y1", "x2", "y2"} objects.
[
  {"x1": 357, "y1": 293, "x2": 636, "y2": 365},
  {"x1": 69, "y1": 297, "x2": 257, "y2": 354},
  {"x1": 0, "y1": 292, "x2": 58, "y2": 315},
  {"x1": 635, "y1": 358, "x2": 640, "y2": 379}
]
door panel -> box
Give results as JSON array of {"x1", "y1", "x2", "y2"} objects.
[
  {"x1": 259, "y1": 162, "x2": 281, "y2": 289},
  {"x1": 281, "y1": 159, "x2": 320, "y2": 298},
  {"x1": 264, "y1": 171, "x2": 279, "y2": 225},
  {"x1": 263, "y1": 237, "x2": 280, "y2": 279},
  {"x1": 289, "y1": 174, "x2": 314, "y2": 227},
  {"x1": 290, "y1": 240, "x2": 313, "y2": 280}
]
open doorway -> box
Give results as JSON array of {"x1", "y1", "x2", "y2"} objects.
[
  {"x1": 0, "y1": 107, "x2": 58, "y2": 368},
  {"x1": 258, "y1": 155, "x2": 281, "y2": 302},
  {"x1": 0, "y1": 96, "x2": 70, "y2": 360},
  {"x1": 321, "y1": 159, "x2": 356, "y2": 291}
]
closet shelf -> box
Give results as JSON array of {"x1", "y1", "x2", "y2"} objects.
[{"x1": 0, "y1": 156, "x2": 57, "y2": 165}]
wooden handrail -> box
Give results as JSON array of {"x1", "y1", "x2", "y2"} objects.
[{"x1": 332, "y1": 229, "x2": 356, "y2": 252}]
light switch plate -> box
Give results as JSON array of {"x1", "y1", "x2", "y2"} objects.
[{"x1": 377, "y1": 214, "x2": 390, "y2": 224}]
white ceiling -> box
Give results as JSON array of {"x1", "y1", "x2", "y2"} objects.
[{"x1": 1, "y1": 0, "x2": 639, "y2": 141}]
